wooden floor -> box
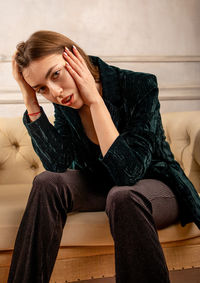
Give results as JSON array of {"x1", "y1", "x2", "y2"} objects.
[{"x1": 71, "y1": 267, "x2": 200, "y2": 283}]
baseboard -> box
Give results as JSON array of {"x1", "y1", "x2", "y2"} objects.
[
  {"x1": 169, "y1": 267, "x2": 200, "y2": 283},
  {"x1": 70, "y1": 277, "x2": 115, "y2": 283},
  {"x1": 1, "y1": 249, "x2": 200, "y2": 283},
  {"x1": 66, "y1": 268, "x2": 200, "y2": 283}
]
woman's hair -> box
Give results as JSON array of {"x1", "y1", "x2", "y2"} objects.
[{"x1": 15, "y1": 30, "x2": 100, "y2": 82}]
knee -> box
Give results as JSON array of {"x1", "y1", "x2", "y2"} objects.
[
  {"x1": 33, "y1": 170, "x2": 60, "y2": 185},
  {"x1": 106, "y1": 186, "x2": 131, "y2": 215},
  {"x1": 105, "y1": 185, "x2": 152, "y2": 217},
  {"x1": 32, "y1": 171, "x2": 62, "y2": 197}
]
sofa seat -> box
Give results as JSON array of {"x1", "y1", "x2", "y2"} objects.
[{"x1": 1, "y1": 183, "x2": 200, "y2": 252}]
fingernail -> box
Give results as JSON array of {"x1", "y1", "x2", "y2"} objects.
[
  {"x1": 65, "y1": 46, "x2": 69, "y2": 51},
  {"x1": 73, "y1": 45, "x2": 77, "y2": 50},
  {"x1": 63, "y1": 51, "x2": 68, "y2": 57}
]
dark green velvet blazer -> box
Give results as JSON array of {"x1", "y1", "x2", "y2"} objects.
[{"x1": 23, "y1": 56, "x2": 200, "y2": 229}]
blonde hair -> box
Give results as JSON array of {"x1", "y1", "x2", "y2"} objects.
[{"x1": 15, "y1": 30, "x2": 100, "y2": 82}]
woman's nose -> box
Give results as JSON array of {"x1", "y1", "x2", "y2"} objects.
[{"x1": 50, "y1": 84, "x2": 63, "y2": 98}]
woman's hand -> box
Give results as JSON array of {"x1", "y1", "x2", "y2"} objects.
[
  {"x1": 63, "y1": 46, "x2": 102, "y2": 107},
  {"x1": 12, "y1": 52, "x2": 39, "y2": 111}
]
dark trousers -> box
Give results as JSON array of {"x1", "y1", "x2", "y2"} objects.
[{"x1": 8, "y1": 169, "x2": 179, "y2": 283}]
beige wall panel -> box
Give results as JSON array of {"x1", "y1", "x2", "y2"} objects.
[
  {"x1": 0, "y1": 0, "x2": 199, "y2": 56},
  {"x1": 160, "y1": 100, "x2": 200, "y2": 113},
  {"x1": 0, "y1": 0, "x2": 199, "y2": 116},
  {"x1": 114, "y1": 61, "x2": 200, "y2": 86}
]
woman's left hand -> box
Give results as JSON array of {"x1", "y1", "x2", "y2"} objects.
[{"x1": 63, "y1": 46, "x2": 102, "y2": 107}]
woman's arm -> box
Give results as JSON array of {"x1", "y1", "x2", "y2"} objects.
[
  {"x1": 12, "y1": 52, "x2": 74, "y2": 171},
  {"x1": 23, "y1": 105, "x2": 75, "y2": 172},
  {"x1": 99, "y1": 74, "x2": 160, "y2": 186},
  {"x1": 12, "y1": 52, "x2": 41, "y2": 121},
  {"x1": 89, "y1": 98, "x2": 119, "y2": 157},
  {"x1": 63, "y1": 47, "x2": 119, "y2": 157}
]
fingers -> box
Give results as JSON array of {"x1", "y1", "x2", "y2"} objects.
[
  {"x1": 63, "y1": 53, "x2": 82, "y2": 76},
  {"x1": 12, "y1": 54, "x2": 20, "y2": 80},
  {"x1": 12, "y1": 51, "x2": 25, "y2": 83},
  {"x1": 65, "y1": 46, "x2": 85, "y2": 65},
  {"x1": 65, "y1": 61, "x2": 81, "y2": 83},
  {"x1": 63, "y1": 46, "x2": 88, "y2": 75},
  {"x1": 71, "y1": 46, "x2": 87, "y2": 67},
  {"x1": 12, "y1": 51, "x2": 18, "y2": 73},
  {"x1": 12, "y1": 50, "x2": 18, "y2": 62}
]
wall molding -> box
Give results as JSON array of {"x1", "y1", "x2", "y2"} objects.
[
  {"x1": 1, "y1": 84, "x2": 199, "y2": 95},
  {"x1": 0, "y1": 99, "x2": 48, "y2": 104},
  {"x1": 103, "y1": 56, "x2": 200, "y2": 63},
  {"x1": 0, "y1": 84, "x2": 200, "y2": 95},
  {"x1": 1, "y1": 94, "x2": 200, "y2": 104},
  {"x1": 160, "y1": 95, "x2": 200, "y2": 101},
  {"x1": 1, "y1": 55, "x2": 200, "y2": 63},
  {"x1": 0, "y1": 96, "x2": 200, "y2": 104}
]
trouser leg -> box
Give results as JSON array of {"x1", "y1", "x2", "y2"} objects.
[
  {"x1": 8, "y1": 170, "x2": 107, "y2": 283},
  {"x1": 105, "y1": 179, "x2": 179, "y2": 283}
]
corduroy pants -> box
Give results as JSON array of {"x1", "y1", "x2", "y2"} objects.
[{"x1": 8, "y1": 169, "x2": 179, "y2": 283}]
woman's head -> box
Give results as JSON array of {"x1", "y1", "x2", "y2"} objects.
[
  {"x1": 15, "y1": 30, "x2": 101, "y2": 109},
  {"x1": 15, "y1": 30, "x2": 99, "y2": 81}
]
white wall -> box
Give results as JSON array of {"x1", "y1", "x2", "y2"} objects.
[{"x1": 0, "y1": 0, "x2": 199, "y2": 116}]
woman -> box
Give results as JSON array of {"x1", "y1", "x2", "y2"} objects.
[{"x1": 8, "y1": 30, "x2": 200, "y2": 283}]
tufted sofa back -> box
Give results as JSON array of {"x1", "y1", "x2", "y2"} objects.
[
  {"x1": 161, "y1": 111, "x2": 200, "y2": 192},
  {"x1": 0, "y1": 112, "x2": 200, "y2": 191},
  {"x1": 0, "y1": 117, "x2": 44, "y2": 184}
]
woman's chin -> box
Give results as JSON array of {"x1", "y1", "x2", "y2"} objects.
[{"x1": 64, "y1": 98, "x2": 84, "y2": 110}]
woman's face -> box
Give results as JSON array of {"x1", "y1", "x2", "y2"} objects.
[{"x1": 22, "y1": 53, "x2": 84, "y2": 109}]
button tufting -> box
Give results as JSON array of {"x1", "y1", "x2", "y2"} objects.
[
  {"x1": 186, "y1": 136, "x2": 190, "y2": 145},
  {"x1": 12, "y1": 142, "x2": 19, "y2": 150},
  {"x1": 30, "y1": 164, "x2": 37, "y2": 170}
]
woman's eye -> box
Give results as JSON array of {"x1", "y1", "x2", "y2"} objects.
[
  {"x1": 38, "y1": 86, "x2": 46, "y2": 94},
  {"x1": 52, "y1": 70, "x2": 60, "y2": 79}
]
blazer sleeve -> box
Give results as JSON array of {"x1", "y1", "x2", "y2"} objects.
[
  {"x1": 23, "y1": 105, "x2": 74, "y2": 172},
  {"x1": 99, "y1": 74, "x2": 160, "y2": 186}
]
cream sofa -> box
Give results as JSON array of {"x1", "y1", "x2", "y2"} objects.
[{"x1": 0, "y1": 111, "x2": 200, "y2": 282}]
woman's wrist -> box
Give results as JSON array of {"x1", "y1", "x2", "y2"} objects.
[
  {"x1": 28, "y1": 110, "x2": 41, "y2": 116},
  {"x1": 89, "y1": 95, "x2": 104, "y2": 109},
  {"x1": 27, "y1": 110, "x2": 41, "y2": 122},
  {"x1": 28, "y1": 113, "x2": 41, "y2": 122},
  {"x1": 26, "y1": 104, "x2": 40, "y2": 113},
  {"x1": 26, "y1": 103, "x2": 41, "y2": 122}
]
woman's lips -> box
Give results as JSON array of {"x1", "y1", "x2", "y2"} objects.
[{"x1": 61, "y1": 94, "x2": 74, "y2": 106}]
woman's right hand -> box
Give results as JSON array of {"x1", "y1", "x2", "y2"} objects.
[{"x1": 12, "y1": 52, "x2": 40, "y2": 113}]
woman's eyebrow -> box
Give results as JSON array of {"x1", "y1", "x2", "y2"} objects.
[{"x1": 31, "y1": 64, "x2": 58, "y2": 88}]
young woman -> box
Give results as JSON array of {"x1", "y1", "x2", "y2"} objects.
[{"x1": 8, "y1": 30, "x2": 200, "y2": 283}]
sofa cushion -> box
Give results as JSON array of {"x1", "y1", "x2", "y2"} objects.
[{"x1": 0, "y1": 184, "x2": 200, "y2": 250}]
